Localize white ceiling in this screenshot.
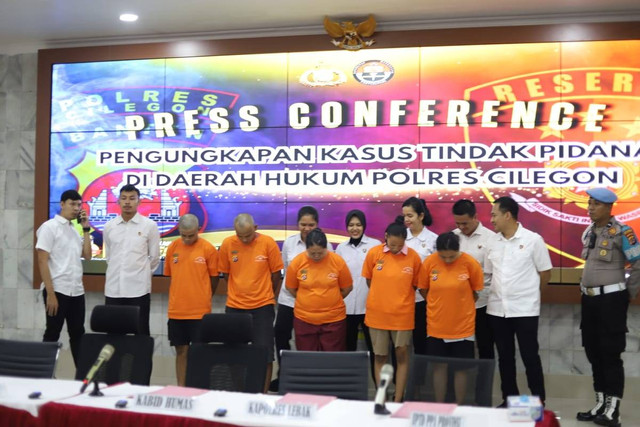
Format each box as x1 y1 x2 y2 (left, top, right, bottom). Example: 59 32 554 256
1 0 640 54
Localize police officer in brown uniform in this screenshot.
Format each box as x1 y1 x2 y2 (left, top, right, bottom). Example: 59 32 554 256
577 188 640 427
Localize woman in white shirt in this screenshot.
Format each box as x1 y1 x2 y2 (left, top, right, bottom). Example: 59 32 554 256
336 210 381 359
402 196 437 355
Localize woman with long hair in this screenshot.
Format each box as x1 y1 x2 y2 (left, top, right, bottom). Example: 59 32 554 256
402 196 437 355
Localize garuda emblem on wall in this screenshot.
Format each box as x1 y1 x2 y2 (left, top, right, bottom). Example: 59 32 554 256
323 15 376 50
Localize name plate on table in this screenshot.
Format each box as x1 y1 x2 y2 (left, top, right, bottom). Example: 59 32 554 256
247 400 317 420
135 394 195 412
410 412 465 427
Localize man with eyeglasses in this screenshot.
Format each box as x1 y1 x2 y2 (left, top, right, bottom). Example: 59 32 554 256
577 188 640 427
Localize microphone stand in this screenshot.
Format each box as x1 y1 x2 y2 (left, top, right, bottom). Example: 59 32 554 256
374 401 391 415
89 378 104 397
86 363 108 397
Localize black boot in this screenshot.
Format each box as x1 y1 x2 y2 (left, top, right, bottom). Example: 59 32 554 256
594 395 621 427
577 391 605 421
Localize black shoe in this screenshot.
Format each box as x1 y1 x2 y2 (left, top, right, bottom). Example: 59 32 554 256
268 378 279 392
593 395 621 427
577 391 605 421
496 401 507 408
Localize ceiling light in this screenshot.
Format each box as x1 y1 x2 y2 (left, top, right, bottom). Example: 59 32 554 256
119 13 138 22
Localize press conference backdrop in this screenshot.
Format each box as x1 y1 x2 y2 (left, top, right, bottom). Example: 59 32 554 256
45 40 640 280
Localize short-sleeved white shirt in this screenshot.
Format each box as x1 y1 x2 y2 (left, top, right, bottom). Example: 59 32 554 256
485 223 552 317
103 212 160 298
336 234 382 315
277 233 333 307
35 215 84 296
453 222 496 308
406 227 437 302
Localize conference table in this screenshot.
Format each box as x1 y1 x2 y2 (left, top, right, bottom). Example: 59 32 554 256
0 376 539 427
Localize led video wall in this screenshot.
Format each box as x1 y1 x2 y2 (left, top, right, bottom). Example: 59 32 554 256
48 40 640 272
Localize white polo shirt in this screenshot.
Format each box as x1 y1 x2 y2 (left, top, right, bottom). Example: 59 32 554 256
277 233 333 307
485 223 552 317
103 212 160 298
335 234 382 315
35 215 85 296
453 222 496 309
406 227 437 302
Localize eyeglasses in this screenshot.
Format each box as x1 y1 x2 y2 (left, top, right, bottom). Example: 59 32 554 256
588 232 597 249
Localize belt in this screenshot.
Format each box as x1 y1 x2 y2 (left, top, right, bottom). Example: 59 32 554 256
581 282 626 296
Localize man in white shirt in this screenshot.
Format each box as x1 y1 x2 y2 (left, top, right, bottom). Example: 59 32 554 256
452 199 496 359
36 189 92 367
485 196 552 406
103 184 160 335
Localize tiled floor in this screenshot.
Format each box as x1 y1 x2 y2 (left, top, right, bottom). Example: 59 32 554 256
57 350 640 426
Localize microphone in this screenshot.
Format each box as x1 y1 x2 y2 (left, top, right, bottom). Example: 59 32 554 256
374 363 394 415
80 344 115 393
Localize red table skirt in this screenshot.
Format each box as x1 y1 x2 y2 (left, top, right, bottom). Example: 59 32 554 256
39 402 236 427
0 404 38 427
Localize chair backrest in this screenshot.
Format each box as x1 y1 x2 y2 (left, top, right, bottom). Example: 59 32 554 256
185 313 267 393
278 350 370 400
405 354 495 407
74 305 154 385
0 339 62 378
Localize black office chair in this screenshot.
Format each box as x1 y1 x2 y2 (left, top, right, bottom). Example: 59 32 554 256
278 350 370 400
185 313 268 393
0 339 62 378
405 354 495 407
75 305 154 385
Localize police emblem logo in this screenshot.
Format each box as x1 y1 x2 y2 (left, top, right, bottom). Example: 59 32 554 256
352 60 394 86
299 67 347 87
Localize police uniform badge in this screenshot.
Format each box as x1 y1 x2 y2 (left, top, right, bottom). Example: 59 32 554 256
231 250 239 262
301 269 308 281
431 269 439 281
621 226 640 262
376 260 384 271
172 253 179 264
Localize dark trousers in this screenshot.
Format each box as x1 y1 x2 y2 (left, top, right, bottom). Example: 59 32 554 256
42 289 85 368
489 314 545 401
581 290 629 398
274 304 294 366
413 300 427 355
346 314 376 381
105 294 151 335
476 306 495 359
